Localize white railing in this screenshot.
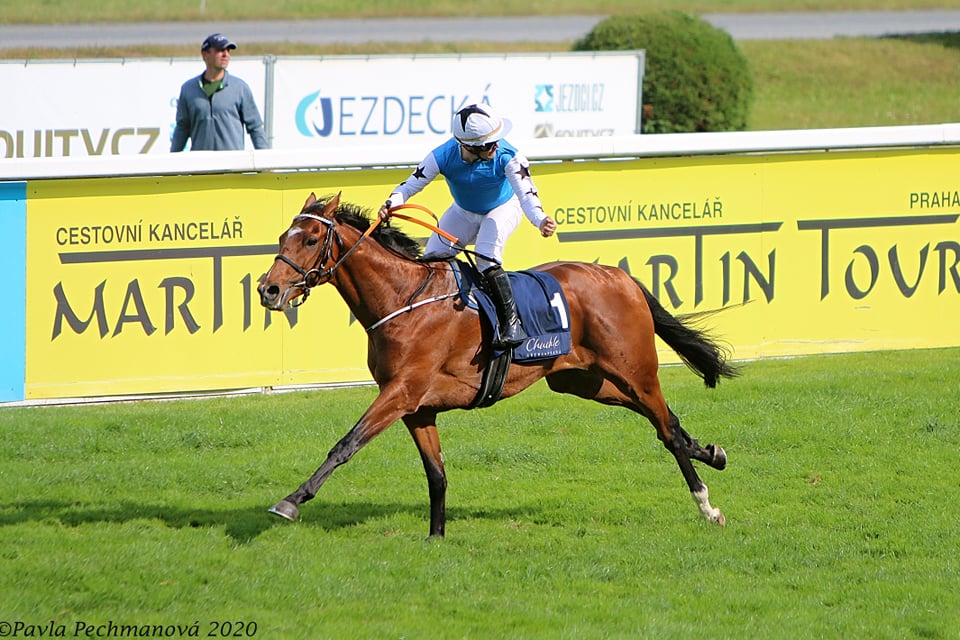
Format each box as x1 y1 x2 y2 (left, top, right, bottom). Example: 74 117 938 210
4 123 959 181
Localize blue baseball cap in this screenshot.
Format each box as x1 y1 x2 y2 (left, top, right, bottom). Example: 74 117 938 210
201 33 237 51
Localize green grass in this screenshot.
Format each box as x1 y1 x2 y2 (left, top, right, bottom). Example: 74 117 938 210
2 348 959 638
743 35 960 129
5 0 960 23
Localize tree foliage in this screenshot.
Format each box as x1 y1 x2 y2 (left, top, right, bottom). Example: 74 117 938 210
574 11 754 133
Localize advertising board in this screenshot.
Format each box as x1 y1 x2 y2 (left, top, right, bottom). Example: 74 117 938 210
0 52 644 159
0 181 26 401
12 146 958 403
0 58 266 158
270 52 643 149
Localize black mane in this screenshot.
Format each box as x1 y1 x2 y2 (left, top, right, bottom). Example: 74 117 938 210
304 196 423 259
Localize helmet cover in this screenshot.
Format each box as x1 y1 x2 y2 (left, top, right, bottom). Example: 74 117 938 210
451 104 512 146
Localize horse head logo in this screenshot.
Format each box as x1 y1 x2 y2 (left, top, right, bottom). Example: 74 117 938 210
295 91 334 137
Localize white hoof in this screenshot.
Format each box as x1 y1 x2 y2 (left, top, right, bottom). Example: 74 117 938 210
692 486 725 526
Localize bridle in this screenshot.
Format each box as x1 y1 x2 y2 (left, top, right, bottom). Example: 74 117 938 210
267 204 476 325
270 212 381 307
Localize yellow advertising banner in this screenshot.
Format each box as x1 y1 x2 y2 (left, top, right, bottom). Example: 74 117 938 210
26 173 405 398
524 149 960 361
24 147 960 400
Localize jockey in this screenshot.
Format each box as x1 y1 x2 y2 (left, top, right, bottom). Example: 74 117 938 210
379 103 557 350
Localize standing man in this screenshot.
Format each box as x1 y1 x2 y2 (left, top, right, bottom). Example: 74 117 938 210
171 33 269 152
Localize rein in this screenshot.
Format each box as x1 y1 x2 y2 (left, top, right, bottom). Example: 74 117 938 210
387 203 497 267
272 204 474 329
388 204 461 246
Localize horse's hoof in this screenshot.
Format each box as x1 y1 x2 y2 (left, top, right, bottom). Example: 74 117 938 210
708 444 727 470
268 500 299 521
693 487 725 526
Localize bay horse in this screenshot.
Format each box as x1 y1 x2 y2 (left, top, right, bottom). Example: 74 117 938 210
258 192 738 537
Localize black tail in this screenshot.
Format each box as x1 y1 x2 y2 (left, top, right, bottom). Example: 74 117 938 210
637 281 739 388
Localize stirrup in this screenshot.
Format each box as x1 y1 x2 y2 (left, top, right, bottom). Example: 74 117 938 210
493 319 526 349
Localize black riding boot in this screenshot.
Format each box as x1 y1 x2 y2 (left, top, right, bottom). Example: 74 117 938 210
483 266 527 350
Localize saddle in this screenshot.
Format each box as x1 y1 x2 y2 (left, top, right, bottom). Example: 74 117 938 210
451 260 572 407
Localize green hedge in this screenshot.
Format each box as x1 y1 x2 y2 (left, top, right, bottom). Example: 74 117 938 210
574 11 754 133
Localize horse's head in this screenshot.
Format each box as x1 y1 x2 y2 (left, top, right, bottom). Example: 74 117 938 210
258 191 343 310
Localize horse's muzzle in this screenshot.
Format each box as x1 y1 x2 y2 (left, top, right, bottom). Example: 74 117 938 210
258 282 286 310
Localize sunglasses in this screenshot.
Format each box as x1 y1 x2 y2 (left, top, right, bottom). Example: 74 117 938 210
463 141 498 153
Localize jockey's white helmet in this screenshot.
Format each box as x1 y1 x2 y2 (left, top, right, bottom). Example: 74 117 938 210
451 104 512 147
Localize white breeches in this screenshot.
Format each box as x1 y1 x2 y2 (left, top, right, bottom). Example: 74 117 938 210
422 196 523 272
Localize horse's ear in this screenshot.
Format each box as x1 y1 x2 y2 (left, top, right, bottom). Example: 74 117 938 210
302 192 317 212
321 191 341 217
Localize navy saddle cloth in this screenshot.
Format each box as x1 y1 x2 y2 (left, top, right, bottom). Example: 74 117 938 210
455 261 572 362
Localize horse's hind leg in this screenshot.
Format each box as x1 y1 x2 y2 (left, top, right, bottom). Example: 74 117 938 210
630 380 724 524
549 371 725 525
660 409 726 525
639 389 725 525
546 372 725 471
671 409 727 471
403 410 447 538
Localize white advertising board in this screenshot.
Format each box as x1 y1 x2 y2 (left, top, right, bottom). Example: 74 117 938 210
0 58 266 158
0 52 642 159
270 52 643 149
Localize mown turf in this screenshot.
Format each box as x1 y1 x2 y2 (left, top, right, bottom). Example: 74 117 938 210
2 348 958 638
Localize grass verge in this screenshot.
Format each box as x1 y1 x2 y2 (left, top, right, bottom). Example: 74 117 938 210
1 348 958 637
5 0 960 23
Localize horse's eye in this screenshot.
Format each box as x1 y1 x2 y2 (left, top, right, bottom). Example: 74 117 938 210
305 236 318 247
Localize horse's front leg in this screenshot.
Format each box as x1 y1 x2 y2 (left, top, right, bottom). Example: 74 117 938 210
269 393 407 522
403 410 446 538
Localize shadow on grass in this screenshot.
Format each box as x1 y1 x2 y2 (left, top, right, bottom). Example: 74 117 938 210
0 499 541 543
881 31 960 49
